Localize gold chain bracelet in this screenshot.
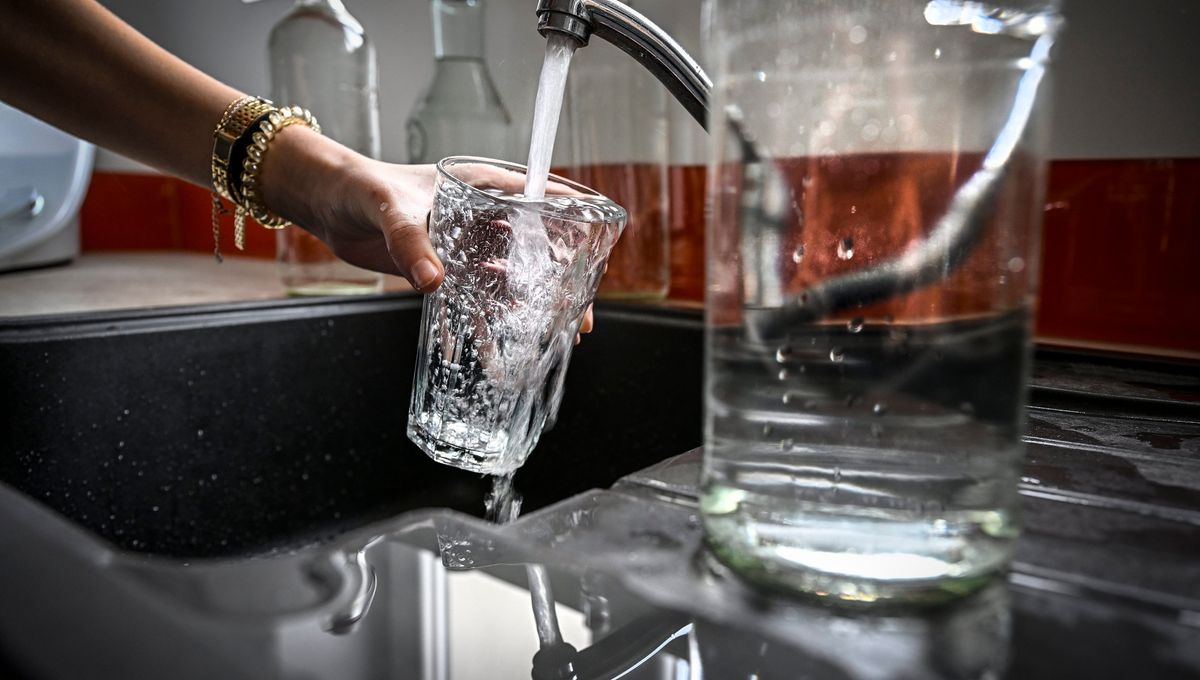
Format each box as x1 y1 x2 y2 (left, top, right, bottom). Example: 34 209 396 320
209 97 321 259
235 106 321 248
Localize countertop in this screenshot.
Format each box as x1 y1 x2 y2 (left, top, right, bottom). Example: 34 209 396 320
0 252 410 317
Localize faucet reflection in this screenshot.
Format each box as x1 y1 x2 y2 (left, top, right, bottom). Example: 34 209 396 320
427 488 1009 680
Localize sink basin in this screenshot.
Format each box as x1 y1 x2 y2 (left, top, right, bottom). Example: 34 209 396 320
3 296 1199 680
0 296 703 558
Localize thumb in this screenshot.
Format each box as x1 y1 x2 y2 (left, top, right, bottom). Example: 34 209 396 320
381 206 444 293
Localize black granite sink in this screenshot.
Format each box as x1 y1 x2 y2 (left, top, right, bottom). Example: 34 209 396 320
0 296 703 558
3 296 1199 680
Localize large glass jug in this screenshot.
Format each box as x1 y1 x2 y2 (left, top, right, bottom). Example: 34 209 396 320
700 0 1062 604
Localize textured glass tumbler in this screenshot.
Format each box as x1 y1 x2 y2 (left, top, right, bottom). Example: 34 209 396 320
408 157 626 475
701 0 1061 604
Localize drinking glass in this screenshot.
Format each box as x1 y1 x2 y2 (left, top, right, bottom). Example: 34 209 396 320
408 157 626 475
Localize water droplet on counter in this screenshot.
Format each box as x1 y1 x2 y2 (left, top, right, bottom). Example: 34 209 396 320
837 238 855 260
777 369 789 381
829 348 845 362
774 346 794 363
779 438 795 451
848 317 864 333
791 245 806 264
848 25 867 44
873 403 888 415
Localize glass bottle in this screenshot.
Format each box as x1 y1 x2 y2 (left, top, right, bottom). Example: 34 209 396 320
268 0 384 296
405 0 512 163
562 2 670 301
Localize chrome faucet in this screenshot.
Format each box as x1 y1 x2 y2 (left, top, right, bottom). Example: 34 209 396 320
535 0 710 130
533 0 1055 335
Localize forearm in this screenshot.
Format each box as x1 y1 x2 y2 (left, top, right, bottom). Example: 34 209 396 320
0 0 241 187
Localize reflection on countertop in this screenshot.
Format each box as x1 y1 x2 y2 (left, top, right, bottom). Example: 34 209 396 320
0 252 412 317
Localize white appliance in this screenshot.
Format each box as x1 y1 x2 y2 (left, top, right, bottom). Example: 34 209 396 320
0 101 94 272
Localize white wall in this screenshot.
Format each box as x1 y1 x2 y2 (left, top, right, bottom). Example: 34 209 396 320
1049 0 1200 158
96 0 1200 171
97 0 549 169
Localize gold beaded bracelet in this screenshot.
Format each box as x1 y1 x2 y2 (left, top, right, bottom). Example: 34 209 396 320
236 106 321 246
209 97 321 259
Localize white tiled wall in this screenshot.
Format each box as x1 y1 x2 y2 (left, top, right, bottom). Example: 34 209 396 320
97 0 1200 172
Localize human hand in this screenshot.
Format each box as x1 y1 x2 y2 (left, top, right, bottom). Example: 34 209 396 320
258 127 598 340
257 127 447 292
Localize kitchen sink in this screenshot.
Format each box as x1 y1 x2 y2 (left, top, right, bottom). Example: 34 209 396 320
2 295 1199 680
0 296 703 558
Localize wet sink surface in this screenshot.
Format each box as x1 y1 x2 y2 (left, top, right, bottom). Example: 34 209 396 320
0 296 703 557
1 299 1199 680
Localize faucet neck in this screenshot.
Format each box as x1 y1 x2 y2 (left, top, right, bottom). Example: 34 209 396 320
535 0 711 129
433 0 486 61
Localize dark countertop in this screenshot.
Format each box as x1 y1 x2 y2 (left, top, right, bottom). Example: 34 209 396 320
0 299 1197 679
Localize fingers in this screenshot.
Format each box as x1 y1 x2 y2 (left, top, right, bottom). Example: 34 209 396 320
580 304 594 334
575 304 595 346
453 162 527 195
380 204 443 293
449 160 585 198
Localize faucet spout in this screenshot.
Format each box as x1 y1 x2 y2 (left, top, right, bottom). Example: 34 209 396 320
536 0 711 129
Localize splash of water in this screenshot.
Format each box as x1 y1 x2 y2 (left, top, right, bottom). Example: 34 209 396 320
485 473 523 525
482 475 564 649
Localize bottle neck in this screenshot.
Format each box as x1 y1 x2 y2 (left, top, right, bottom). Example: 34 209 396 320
289 0 362 33
432 0 485 61
295 0 347 10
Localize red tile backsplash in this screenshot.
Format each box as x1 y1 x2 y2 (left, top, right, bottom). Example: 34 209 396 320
81 173 276 259
1037 158 1199 355
81 158 1199 355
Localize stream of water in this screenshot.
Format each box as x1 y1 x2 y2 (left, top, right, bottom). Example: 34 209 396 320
523 34 576 200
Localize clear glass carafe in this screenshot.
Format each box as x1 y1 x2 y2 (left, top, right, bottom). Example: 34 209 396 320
268 0 384 296
561 2 670 301
405 0 512 163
